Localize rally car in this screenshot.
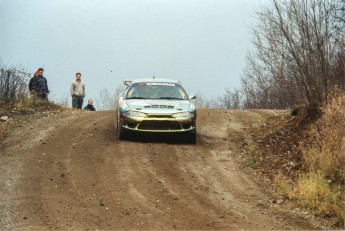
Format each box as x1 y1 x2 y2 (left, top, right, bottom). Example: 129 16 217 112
115 78 196 143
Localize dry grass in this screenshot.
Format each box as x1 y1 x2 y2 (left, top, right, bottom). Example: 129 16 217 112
246 142 258 168
0 122 8 141
297 91 345 226
293 172 344 225
301 92 345 182
0 99 66 144
239 91 345 227
273 173 293 198
1 97 65 112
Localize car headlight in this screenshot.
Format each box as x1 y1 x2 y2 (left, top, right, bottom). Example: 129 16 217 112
123 111 147 118
172 112 195 118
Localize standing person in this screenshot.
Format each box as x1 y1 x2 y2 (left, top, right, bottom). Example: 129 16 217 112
28 70 39 97
83 99 96 111
35 68 49 100
70 72 85 109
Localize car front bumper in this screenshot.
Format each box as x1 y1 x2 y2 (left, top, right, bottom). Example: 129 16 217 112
119 116 196 133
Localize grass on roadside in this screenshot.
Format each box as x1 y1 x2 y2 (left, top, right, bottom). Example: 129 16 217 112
0 98 66 143
253 91 345 227
300 92 345 182
292 91 345 227
292 172 344 222
1 97 66 113
273 173 293 198
245 141 258 168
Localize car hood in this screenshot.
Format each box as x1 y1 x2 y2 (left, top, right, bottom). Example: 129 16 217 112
124 99 193 114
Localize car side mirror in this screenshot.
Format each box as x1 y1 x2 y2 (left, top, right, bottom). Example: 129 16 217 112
123 80 132 86
189 95 196 99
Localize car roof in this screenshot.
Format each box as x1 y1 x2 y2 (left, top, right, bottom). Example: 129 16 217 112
131 78 181 84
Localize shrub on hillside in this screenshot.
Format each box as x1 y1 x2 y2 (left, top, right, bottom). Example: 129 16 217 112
0 65 30 108
297 91 345 227
293 172 343 221
301 92 345 182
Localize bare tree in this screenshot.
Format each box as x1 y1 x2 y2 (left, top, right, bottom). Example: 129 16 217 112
331 0 345 26
98 84 126 110
242 0 345 111
219 88 242 109
194 92 225 109
0 62 31 108
205 96 222 109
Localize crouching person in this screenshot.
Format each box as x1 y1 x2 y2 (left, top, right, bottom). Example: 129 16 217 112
83 99 96 111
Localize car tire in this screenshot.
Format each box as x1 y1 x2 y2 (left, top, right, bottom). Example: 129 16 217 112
186 131 196 144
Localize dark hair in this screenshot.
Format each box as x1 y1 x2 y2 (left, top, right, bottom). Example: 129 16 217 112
76 72 81 76
38 68 44 72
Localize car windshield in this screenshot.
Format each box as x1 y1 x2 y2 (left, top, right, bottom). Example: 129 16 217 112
126 82 188 100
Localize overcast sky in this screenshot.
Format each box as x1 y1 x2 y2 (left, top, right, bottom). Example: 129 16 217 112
1 0 269 107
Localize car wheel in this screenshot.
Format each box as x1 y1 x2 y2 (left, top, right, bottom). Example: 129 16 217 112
186 131 196 144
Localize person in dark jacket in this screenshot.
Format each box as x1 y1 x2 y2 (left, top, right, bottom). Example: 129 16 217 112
83 99 96 111
28 70 38 94
35 68 49 100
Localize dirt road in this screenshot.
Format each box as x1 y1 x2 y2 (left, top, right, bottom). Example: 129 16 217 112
0 109 321 229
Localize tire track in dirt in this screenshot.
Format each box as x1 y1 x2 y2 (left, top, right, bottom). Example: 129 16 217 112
0 109 321 229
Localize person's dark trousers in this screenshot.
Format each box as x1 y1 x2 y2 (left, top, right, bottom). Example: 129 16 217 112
72 95 84 109
37 94 48 101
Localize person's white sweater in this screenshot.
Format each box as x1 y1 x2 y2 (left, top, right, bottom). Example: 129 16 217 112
70 80 85 97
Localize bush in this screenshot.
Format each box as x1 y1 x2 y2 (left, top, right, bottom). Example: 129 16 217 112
0 65 30 108
293 172 344 225
295 91 345 227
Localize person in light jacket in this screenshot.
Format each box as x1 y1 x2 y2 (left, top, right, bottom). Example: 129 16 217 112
70 72 85 109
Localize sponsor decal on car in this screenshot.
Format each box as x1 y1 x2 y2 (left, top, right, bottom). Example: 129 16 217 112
145 82 176 86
